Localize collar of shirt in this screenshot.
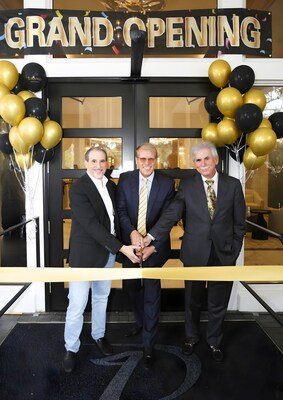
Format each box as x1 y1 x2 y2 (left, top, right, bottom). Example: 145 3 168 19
139 171 155 194
87 171 108 190
201 171 218 196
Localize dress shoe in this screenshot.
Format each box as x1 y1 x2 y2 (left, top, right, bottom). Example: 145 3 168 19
63 350 76 373
95 337 113 356
210 345 224 362
143 348 154 370
182 339 197 356
124 325 142 337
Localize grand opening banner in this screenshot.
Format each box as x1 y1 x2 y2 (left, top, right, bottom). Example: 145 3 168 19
0 8 272 57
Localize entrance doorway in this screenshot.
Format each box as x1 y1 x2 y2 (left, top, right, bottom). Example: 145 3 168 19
46 77 217 311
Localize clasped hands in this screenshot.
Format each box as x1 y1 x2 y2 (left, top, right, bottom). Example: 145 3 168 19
130 230 154 263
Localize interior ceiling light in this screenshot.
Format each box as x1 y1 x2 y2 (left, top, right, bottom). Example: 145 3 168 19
99 0 167 13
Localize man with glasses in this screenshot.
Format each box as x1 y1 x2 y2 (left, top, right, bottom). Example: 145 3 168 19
117 142 175 369
144 141 246 362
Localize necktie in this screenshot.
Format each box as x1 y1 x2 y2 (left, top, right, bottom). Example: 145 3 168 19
137 177 148 236
206 180 216 219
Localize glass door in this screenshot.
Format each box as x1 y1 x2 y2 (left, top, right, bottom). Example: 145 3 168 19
46 77 215 311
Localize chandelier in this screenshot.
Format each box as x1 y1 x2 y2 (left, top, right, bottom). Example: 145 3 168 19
99 0 167 13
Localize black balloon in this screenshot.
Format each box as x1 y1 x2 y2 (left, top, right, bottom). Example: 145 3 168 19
269 112 283 139
21 62 47 92
0 133 13 155
204 91 223 118
11 73 27 94
235 103 263 133
34 142 55 163
25 97 47 122
229 65 255 94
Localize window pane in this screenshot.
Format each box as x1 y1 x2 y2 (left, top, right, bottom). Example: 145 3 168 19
62 137 122 170
150 97 208 128
62 97 122 128
150 137 202 169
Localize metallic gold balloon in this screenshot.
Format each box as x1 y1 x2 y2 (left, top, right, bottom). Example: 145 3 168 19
243 147 267 170
0 83 10 101
243 88 266 111
258 117 272 129
15 151 34 170
249 127 277 156
0 93 25 126
201 122 224 147
217 118 241 145
9 125 30 154
208 60 231 88
18 116 44 147
41 120 63 149
216 87 243 118
17 90 35 102
0 60 19 90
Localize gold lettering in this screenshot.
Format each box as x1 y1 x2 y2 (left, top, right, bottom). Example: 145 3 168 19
92 17 113 47
147 18 165 48
218 15 239 47
46 17 68 47
241 17 260 48
69 17 91 47
166 17 183 48
185 16 208 47
208 16 216 46
5 17 25 49
123 17 146 47
26 16 46 47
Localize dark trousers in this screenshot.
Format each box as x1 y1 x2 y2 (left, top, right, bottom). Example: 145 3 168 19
124 277 161 349
184 245 233 347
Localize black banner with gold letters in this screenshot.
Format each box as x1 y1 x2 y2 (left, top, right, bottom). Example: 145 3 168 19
0 8 272 57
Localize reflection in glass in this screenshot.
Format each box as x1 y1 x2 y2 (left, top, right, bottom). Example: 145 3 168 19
63 219 71 249
149 97 208 128
62 97 122 128
150 137 202 169
62 138 122 169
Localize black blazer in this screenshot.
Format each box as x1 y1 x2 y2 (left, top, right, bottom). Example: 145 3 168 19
117 170 175 267
150 172 246 266
68 173 123 268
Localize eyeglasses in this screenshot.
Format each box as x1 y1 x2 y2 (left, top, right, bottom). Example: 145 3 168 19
137 157 156 163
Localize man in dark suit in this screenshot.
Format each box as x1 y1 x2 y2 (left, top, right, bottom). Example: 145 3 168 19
117 142 175 369
145 141 246 362
63 146 140 373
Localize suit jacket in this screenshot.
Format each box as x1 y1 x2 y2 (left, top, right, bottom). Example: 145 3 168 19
117 170 175 267
149 172 246 266
68 173 123 268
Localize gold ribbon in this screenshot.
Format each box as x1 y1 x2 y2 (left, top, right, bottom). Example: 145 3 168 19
0 266 283 283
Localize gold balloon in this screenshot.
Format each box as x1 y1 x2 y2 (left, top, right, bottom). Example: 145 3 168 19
249 127 277 156
0 93 25 126
18 117 44 146
217 118 241 145
243 88 266 111
9 125 30 154
41 120 63 149
208 60 231 88
0 60 19 90
258 117 272 129
0 83 10 101
216 87 243 118
243 147 267 170
15 151 34 170
17 90 35 102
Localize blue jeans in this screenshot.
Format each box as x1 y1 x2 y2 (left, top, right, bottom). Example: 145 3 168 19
64 253 115 353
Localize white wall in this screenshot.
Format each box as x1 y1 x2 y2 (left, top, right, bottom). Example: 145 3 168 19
2 0 283 313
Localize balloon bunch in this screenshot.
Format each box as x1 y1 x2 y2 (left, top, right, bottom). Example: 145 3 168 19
202 59 282 172
0 60 62 170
